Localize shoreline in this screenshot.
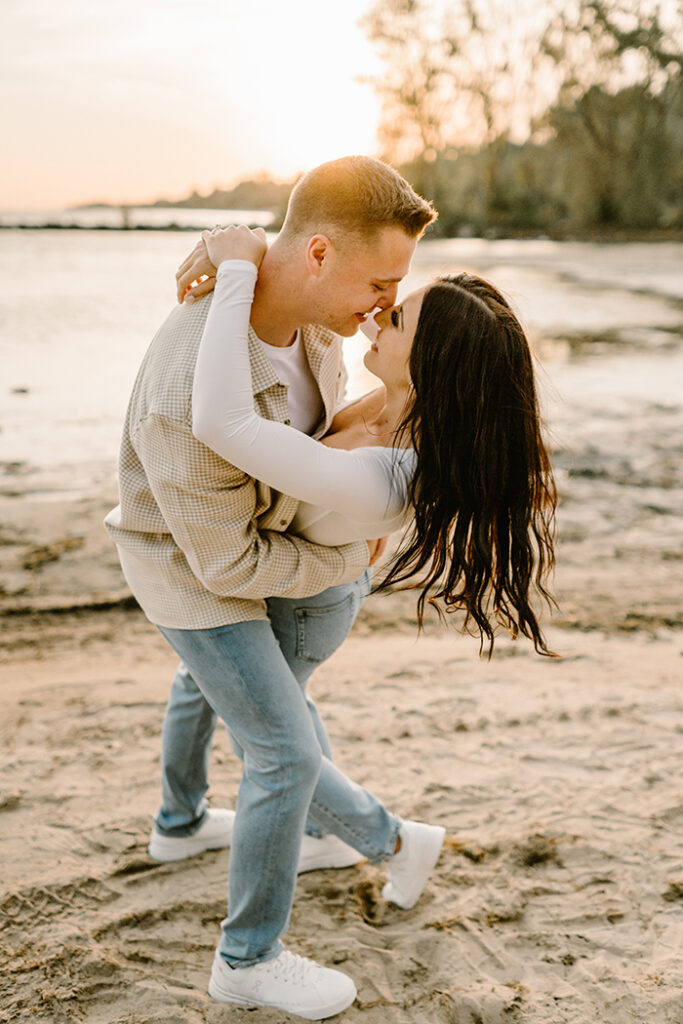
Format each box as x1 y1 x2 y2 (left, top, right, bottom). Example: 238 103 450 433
3 222 683 243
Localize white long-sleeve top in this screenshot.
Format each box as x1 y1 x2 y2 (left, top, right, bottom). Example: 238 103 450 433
192 260 415 545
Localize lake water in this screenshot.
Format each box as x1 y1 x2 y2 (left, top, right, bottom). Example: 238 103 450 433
0 207 275 230
1 228 682 505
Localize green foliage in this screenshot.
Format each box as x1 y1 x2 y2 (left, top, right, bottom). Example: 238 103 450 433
363 0 683 234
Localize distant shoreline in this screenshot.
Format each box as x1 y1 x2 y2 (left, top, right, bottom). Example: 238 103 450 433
1 222 212 233
2 221 683 243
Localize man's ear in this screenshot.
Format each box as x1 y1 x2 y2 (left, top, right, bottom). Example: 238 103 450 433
305 235 332 278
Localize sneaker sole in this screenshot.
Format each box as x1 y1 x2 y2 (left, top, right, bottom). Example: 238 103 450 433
382 825 446 909
298 850 365 874
147 831 232 862
208 973 356 1020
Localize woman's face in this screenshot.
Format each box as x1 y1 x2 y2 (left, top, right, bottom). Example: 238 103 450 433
362 285 428 391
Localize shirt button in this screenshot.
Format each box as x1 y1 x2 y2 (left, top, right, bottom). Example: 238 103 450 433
284 418 291 426
280 519 287 526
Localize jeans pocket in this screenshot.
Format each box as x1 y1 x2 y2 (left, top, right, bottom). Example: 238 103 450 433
294 593 357 663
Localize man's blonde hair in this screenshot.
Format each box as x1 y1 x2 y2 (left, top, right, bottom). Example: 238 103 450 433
280 156 436 246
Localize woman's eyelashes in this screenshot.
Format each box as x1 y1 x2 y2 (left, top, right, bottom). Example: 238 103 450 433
390 308 401 327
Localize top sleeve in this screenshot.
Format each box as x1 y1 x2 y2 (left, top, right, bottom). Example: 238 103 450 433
192 260 407 525
131 412 370 599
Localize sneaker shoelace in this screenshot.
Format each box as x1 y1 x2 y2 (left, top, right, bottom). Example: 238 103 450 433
265 950 316 986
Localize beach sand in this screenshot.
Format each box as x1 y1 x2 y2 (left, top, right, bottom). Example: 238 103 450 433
1 472 683 1024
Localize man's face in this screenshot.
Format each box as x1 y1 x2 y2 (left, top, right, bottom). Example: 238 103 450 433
307 226 417 337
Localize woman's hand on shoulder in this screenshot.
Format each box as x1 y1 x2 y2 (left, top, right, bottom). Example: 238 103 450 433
202 225 268 271
176 225 268 305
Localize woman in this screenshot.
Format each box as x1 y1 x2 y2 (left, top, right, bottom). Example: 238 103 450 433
189 225 557 657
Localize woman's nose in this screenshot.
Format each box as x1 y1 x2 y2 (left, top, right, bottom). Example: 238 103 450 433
374 305 394 329
360 312 380 341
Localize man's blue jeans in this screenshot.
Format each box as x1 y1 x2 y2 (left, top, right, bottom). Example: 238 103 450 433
155 573 401 966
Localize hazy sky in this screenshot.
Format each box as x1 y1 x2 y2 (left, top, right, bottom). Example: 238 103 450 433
1 0 384 210
4 0 677 211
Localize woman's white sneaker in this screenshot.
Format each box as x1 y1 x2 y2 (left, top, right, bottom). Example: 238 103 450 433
147 808 235 862
381 820 446 909
208 947 357 1020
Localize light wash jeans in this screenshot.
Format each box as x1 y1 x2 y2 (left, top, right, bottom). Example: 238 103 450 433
155 571 401 966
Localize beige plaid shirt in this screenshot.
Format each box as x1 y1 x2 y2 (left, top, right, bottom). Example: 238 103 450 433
104 295 369 628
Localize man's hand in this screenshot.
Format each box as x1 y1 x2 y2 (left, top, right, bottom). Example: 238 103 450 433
175 226 268 305
366 536 389 566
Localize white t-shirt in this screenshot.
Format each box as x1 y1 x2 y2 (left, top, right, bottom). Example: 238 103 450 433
258 331 324 437
192 260 415 544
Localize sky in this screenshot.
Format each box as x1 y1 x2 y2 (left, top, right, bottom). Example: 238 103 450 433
3 0 678 212
1 0 385 210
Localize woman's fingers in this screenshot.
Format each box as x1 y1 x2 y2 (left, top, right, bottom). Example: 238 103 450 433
175 238 205 277
182 275 216 303
176 259 216 302
175 239 216 302
203 224 268 269
174 225 267 303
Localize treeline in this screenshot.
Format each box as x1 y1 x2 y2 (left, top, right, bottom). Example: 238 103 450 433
363 0 683 236
153 176 293 214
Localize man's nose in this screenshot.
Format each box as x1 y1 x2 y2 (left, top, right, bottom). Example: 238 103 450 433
375 284 398 309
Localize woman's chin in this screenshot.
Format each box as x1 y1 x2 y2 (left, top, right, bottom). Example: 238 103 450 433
362 350 381 377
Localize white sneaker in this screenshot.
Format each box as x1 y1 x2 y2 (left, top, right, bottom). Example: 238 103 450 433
147 808 235 862
381 820 446 909
208 947 357 1020
298 833 364 874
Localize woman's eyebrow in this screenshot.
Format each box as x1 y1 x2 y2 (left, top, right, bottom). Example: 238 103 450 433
399 305 404 330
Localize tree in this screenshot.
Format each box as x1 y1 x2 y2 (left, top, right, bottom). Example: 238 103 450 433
541 0 682 100
539 0 683 228
362 0 683 233
361 0 558 213
360 0 456 200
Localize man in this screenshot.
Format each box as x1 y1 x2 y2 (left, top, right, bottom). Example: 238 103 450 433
105 156 439 1020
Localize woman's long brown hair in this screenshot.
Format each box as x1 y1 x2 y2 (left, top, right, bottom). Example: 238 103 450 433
378 273 557 656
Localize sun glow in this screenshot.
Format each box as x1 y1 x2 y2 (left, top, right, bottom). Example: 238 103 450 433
1 0 383 210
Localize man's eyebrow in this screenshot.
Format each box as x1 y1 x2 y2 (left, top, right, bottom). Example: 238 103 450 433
373 277 403 285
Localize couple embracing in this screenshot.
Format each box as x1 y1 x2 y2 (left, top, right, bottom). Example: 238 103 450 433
106 155 555 1020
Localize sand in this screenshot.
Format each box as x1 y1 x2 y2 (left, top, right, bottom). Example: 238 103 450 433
2 474 683 1023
